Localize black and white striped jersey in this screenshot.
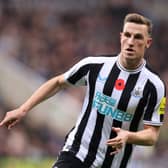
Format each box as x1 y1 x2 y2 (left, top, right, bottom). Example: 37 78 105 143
62 55 166 168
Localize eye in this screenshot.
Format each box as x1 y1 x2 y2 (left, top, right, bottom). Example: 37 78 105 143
123 32 131 38
134 34 144 40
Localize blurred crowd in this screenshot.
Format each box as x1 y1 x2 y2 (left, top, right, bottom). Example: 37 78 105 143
0 1 168 161
0 100 63 158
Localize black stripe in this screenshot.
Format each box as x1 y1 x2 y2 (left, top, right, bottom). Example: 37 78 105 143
83 112 105 166
144 80 157 121
118 72 140 111
84 63 121 167
67 64 92 85
117 72 142 168
130 80 151 131
120 76 166 167
160 81 166 122
119 88 148 168
101 63 122 168
64 126 75 145
103 73 140 168
105 73 140 168
163 82 167 98
146 64 166 122
103 63 120 96
160 80 166 122
70 63 103 154
101 120 121 168
119 144 133 168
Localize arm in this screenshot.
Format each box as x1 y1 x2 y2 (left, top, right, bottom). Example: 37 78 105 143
0 74 68 129
126 124 160 145
19 74 68 112
107 125 160 155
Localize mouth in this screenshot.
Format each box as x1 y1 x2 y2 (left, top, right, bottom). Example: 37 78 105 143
125 48 135 54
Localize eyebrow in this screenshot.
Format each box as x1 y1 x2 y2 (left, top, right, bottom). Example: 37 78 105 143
123 31 144 39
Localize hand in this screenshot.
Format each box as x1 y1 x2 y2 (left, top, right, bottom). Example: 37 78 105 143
106 127 129 155
0 109 26 130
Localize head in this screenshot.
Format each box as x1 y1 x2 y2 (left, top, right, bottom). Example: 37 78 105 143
120 13 153 69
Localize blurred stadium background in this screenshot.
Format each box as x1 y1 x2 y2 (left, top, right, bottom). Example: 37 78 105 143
0 0 168 167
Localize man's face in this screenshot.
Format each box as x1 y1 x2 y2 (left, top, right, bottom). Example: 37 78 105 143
120 22 152 63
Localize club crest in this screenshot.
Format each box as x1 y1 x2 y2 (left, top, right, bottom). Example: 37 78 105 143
131 86 143 98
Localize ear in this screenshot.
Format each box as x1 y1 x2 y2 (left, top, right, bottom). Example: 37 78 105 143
146 37 152 48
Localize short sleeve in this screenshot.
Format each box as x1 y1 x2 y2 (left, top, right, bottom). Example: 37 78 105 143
63 57 93 86
143 80 166 126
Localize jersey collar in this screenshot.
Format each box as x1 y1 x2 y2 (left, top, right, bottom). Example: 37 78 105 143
116 55 146 73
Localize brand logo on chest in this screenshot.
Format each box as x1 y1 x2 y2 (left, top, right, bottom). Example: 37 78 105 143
131 86 143 98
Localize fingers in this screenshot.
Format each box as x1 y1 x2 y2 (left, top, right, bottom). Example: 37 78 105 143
108 142 123 150
110 147 120 155
0 110 21 129
7 119 19 130
108 143 123 155
107 138 122 149
112 127 121 133
107 137 122 144
107 137 123 155
0 118 8 127
0 116 18 130
1 120 11 129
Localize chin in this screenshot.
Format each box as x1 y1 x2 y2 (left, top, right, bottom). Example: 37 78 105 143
124 53 135 59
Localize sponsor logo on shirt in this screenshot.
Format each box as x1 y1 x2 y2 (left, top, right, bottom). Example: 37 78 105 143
158 97 166 115
97 74 108 84
92 91 133 122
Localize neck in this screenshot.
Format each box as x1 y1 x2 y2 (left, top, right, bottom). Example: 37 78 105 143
119 55 144 70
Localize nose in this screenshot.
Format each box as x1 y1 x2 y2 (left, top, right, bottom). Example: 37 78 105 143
127 36 134 46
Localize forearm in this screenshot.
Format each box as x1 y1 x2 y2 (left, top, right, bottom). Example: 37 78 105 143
127 126 160 146
19 75 66 113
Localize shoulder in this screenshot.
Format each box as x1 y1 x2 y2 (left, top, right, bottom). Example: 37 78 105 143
144 64 166 91
80 54 118 64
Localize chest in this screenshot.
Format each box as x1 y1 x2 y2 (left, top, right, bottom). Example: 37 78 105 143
93 66 147 115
